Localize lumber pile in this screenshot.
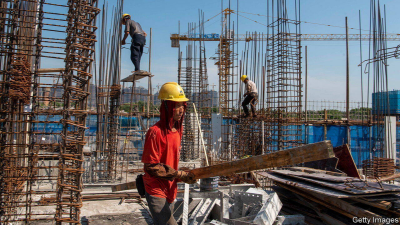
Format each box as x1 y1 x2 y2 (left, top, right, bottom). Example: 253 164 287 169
257 168 400 225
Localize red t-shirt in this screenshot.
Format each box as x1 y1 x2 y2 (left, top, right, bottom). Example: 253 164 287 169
141 121 181 203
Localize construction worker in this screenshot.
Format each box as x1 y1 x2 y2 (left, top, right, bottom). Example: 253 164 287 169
241 75 258 118
141 82 197 225
121 13 147 72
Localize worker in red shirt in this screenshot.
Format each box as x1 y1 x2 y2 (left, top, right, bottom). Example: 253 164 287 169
141 82 197 225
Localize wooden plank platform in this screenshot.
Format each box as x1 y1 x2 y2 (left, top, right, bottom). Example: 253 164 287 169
121 71 153 82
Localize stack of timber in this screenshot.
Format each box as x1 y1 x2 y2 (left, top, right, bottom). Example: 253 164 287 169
257 168 400 225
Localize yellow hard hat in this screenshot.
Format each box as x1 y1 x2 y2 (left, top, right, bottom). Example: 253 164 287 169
122 13 130 20
241 75 248 82
158 82 189 102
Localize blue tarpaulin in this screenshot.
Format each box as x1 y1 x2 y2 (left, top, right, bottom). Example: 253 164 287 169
32 116 399 167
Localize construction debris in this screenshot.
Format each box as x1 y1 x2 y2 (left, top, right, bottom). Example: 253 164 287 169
258 168 400 224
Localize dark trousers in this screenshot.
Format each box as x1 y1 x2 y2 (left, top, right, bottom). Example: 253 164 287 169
131 33 146 71
145 193 177 225
242 93 258 116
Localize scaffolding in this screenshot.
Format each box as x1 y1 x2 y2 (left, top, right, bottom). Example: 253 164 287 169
215 8 237 161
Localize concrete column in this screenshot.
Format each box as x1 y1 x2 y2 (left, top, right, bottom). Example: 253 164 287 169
384 116 397 163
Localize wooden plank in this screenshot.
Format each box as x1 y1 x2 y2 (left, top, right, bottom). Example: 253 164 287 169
111 181 136 192
352 198 392 210
258 172 352 198
270 170 400 194
380 173 400 181
257 172 399 198
288 166 346 177
303 157 339 173
333 144 361 178
292 192 350 225
37 68 64 73
279 169 348 182
362 194 400 202
279 183 383 225
190 141 335 179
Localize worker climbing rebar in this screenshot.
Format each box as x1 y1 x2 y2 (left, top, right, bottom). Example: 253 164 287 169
241 75 258 118
121 13 147 72
141 82 197 225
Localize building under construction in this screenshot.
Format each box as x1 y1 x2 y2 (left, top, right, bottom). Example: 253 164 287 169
1 0 400 224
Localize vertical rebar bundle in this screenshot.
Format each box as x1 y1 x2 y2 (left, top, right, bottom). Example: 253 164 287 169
179 13 213 162
180 24 196 161
266 0 302 151
197 15 213 162
55 0 99 223
93 1 123 183
0 0 44 223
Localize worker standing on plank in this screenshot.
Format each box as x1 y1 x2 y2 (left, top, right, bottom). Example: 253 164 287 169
241 75 258 118
121 13 147 72
141 82 197 225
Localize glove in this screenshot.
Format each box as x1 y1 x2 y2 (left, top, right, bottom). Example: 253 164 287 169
176 171 197 184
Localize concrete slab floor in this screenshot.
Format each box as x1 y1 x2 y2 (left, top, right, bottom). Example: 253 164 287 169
30 201 152 225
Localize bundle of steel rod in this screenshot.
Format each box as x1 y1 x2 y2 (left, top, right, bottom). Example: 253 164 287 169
178 12 213 162
236 119 269 157
179 23 197 161
197 11 213 164
363 157 395 179
90 1 123 183
358 0 394 159
265 0 303 152
1 0 101 223
0 0 70 223
55 0 100 223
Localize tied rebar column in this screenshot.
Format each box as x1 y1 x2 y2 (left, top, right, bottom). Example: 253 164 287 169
0 0 45 223
55 0 99 223
266 0 302 152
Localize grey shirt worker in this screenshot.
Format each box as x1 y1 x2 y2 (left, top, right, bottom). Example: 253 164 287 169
242 79 258 117
124 19 146 71
125 19 145 38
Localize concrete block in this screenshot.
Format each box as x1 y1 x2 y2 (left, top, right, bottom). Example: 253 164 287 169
220 191 230 220
229 184 255 196
253 192 282 225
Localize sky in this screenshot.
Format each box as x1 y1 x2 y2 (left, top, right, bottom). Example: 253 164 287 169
42 0 400 105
